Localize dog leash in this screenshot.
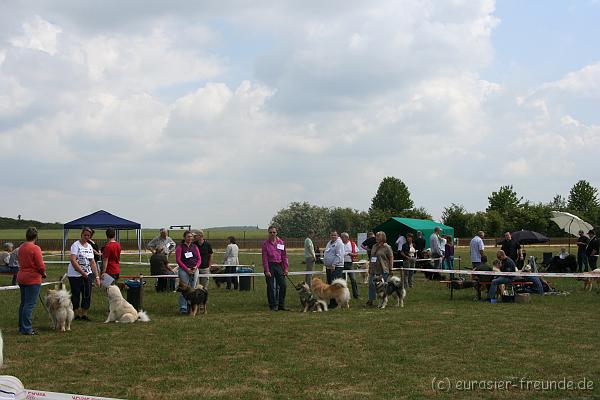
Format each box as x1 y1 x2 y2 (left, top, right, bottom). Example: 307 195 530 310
285 274 301 290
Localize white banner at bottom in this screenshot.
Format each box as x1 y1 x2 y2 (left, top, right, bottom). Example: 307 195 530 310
0 375 122 400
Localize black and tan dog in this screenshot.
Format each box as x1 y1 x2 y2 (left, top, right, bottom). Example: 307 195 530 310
176 282 208 316
295 282 328 312
373 275 406 309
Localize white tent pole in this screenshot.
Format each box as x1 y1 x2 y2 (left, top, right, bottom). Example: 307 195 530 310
137 228 142 263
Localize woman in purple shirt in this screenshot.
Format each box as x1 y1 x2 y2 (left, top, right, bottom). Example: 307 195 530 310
443 235 455 271
175 230 201 314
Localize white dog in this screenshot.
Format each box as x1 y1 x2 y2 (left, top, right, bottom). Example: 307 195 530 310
105 286 150 323
45 286 75 332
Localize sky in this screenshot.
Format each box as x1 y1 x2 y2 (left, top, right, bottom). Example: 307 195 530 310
1 0 599 228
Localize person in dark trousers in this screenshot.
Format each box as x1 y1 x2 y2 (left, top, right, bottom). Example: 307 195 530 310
576 230 590 272
586 229 599 270
414 231 426 259
150 247 174 292
261 226 288 311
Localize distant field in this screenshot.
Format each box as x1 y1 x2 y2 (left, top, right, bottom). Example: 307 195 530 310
0 228 268 241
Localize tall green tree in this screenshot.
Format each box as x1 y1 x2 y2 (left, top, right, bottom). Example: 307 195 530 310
487 185 522 218
568 180 599 216
547 194 568 211
270 202 329 237
441 203 470 237
370 177 414 214
399 206 431 220
327 208 370 236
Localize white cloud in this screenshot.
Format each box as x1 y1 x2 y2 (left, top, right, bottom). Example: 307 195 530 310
10 15 62 55
0 1 598 227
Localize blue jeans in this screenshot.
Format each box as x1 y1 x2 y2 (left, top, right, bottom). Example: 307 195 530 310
178 268 199 312
19 284 41 333
326 266 344 283
368 272 389 301
443 256 454 270
265 263 287 309
403 258 416 288
488 277 513 300
524 276 544 294
344 262 359 298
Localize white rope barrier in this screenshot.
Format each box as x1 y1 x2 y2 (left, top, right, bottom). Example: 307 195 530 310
0 280 62 292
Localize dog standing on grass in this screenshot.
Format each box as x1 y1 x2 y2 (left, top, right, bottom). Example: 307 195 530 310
295 282 328 312
105 286 150 323
311 277 350 308
45 283 75 332
177 282 208 316
374 275 406 309
583 269 600 291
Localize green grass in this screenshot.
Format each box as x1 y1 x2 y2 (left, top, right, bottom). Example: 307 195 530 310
1 247 598 399
0 228 268 241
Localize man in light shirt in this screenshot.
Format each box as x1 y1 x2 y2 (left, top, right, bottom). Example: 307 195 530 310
323 231 345 308
341 232 359 299
470 231 485 268
304 229 316 286
429 227 443 269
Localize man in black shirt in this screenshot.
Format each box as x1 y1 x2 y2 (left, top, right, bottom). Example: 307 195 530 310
414 231 426 259
586 229 599 270
487 250 516 303
361 232 376 258
193 230 213 289
576 230 590 272
499 232 522 266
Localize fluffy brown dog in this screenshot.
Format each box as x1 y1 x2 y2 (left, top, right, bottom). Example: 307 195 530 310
311 277 350 308
177 282 208 316
45 286 74 332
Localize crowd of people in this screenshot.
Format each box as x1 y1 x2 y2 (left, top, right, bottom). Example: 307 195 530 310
4 224 599 333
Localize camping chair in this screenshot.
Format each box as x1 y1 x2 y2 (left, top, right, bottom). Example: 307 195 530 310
541 252 553 270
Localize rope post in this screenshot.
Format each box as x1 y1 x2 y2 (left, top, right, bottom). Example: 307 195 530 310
252 263 255 291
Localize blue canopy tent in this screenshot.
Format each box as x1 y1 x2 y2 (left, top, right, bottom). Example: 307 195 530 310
62 210 142 261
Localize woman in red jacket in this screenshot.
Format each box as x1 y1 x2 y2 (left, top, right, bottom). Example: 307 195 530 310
16 227 46 335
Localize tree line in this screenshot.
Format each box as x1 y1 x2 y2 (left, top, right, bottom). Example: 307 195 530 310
270 177 599 238
0 216 62 230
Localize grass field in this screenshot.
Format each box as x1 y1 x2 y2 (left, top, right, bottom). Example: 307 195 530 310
0 246 598 399
0 228 268 241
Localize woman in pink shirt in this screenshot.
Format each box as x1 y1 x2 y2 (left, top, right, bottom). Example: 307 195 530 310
175 230 201 314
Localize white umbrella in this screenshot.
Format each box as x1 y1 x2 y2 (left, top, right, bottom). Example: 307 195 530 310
550 211 593 237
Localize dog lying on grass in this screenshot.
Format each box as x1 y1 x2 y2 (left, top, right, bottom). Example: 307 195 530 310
295 282 328 312
373 275 406 309
45 284 75 332
105 286 150 323
311 277 350 309
177 282 208 316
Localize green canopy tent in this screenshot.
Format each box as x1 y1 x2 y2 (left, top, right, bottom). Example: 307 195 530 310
372 217 455 249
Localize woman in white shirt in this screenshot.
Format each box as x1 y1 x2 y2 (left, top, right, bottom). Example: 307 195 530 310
67 227 100 321
224 236 240 290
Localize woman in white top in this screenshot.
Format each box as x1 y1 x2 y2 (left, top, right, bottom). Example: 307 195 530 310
224 236 240 290
67 227 100 321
